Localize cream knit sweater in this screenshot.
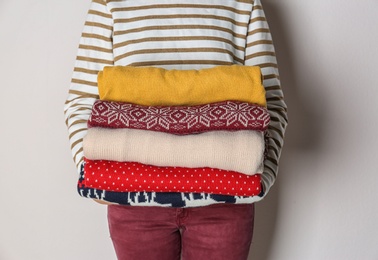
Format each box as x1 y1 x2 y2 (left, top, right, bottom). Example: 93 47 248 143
83 128 265 175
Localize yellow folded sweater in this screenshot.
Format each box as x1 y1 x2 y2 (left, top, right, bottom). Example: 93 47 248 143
98 65 266 107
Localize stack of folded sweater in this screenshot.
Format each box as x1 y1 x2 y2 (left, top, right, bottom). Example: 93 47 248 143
78 65 270 206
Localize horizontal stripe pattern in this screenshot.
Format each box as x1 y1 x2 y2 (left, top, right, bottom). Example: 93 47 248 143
244 3 288 193
64 0 287 197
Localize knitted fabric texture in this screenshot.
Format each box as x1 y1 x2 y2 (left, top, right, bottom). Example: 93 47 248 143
83 158 262 196
88 100 270 134
78 164 264 208
83 128 265 175
98 65 266 107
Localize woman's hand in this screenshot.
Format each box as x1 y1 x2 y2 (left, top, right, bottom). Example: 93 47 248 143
93 199 114 205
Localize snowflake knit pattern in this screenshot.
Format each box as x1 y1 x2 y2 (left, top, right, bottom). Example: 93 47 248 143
88 100 270 134
83 158 262 196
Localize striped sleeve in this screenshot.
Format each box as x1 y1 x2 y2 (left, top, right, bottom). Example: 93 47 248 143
64 0 114 173
244 0 288 194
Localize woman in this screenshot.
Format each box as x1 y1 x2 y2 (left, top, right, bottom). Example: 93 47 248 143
64 0 288 259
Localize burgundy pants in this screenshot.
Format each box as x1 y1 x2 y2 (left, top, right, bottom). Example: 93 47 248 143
108 203 254 260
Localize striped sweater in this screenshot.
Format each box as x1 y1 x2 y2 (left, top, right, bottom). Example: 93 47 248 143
64 0 288 198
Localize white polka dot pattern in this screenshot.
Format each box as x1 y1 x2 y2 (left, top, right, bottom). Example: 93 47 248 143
83 159 262 196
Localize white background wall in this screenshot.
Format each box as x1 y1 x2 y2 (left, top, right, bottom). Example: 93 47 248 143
0 0 377 259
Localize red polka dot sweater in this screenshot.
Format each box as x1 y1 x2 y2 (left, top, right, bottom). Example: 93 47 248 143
83 159 261 196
